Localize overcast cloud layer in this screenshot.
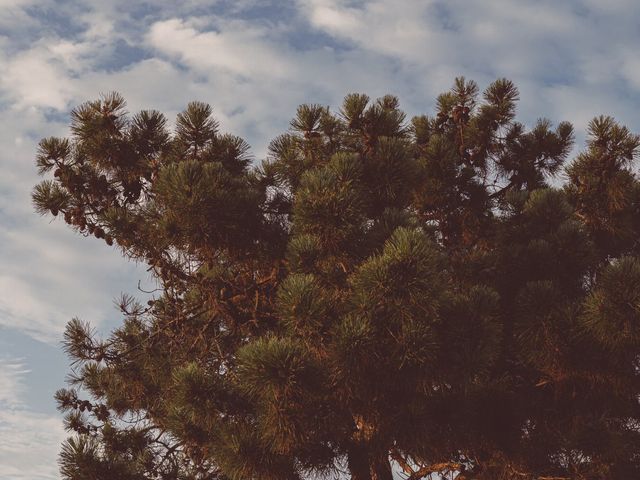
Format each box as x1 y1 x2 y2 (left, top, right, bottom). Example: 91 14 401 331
1 1 640 478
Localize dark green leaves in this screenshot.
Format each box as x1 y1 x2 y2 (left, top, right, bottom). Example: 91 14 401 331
290 104 327 135
483 78 518 121
237 336 320 400
293 153 367 251
341 93 370 129
129 110 169 157
582 257 640 349
154 159 262 251
32 179 71 216
276 273 333 336
70 92 128 143
439 286 501 380
36 137 71 173
351 227 445 310
586 115 640 163
236 337 325 456
175 101 218 156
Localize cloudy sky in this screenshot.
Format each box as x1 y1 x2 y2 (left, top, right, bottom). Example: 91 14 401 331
1 0 640 478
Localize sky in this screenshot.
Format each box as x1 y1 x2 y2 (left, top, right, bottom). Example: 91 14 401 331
1 0 640 478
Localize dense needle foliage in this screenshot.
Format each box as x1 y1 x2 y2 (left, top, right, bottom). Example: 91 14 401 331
33 78 640 480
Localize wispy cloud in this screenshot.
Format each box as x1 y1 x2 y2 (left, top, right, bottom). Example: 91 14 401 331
0 356 66 479
0 357 28 407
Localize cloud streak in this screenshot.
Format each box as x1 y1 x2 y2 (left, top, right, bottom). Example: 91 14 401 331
0 356 66 479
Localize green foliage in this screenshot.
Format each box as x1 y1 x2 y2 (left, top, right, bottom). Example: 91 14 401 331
439 285 501 381
175 101 219 157
582 257 640 349
237 336 320 400
34 79 640 480
32 179 71 216
276 273 334 337
351 227 444 311
36 136 72 173
293 153 367 251
565 115 640 258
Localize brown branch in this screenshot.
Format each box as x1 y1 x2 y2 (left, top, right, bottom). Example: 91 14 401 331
487 179 516 199
389 448 415 476
407 462 462 480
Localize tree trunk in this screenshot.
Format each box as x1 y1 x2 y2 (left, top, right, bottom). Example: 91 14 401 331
370 452 393 480
347 444 393 480
348 443 371 480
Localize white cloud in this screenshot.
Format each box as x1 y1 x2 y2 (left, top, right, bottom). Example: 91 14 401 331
297 0 582 79
0 211 150 343
305 1 360 32
0 45 75 110
0 357 28 407
0 0 47 29
147 17 293 78
0 356 66 480
299 0 447 63
0 410 65 480
579 0 640 13
0 32 108 110
0 275 70 343
619 48 640 91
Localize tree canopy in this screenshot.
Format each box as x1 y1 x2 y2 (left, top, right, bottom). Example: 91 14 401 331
33 78 640 480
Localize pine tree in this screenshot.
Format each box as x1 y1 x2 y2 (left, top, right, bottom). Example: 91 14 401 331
33 79 640 480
